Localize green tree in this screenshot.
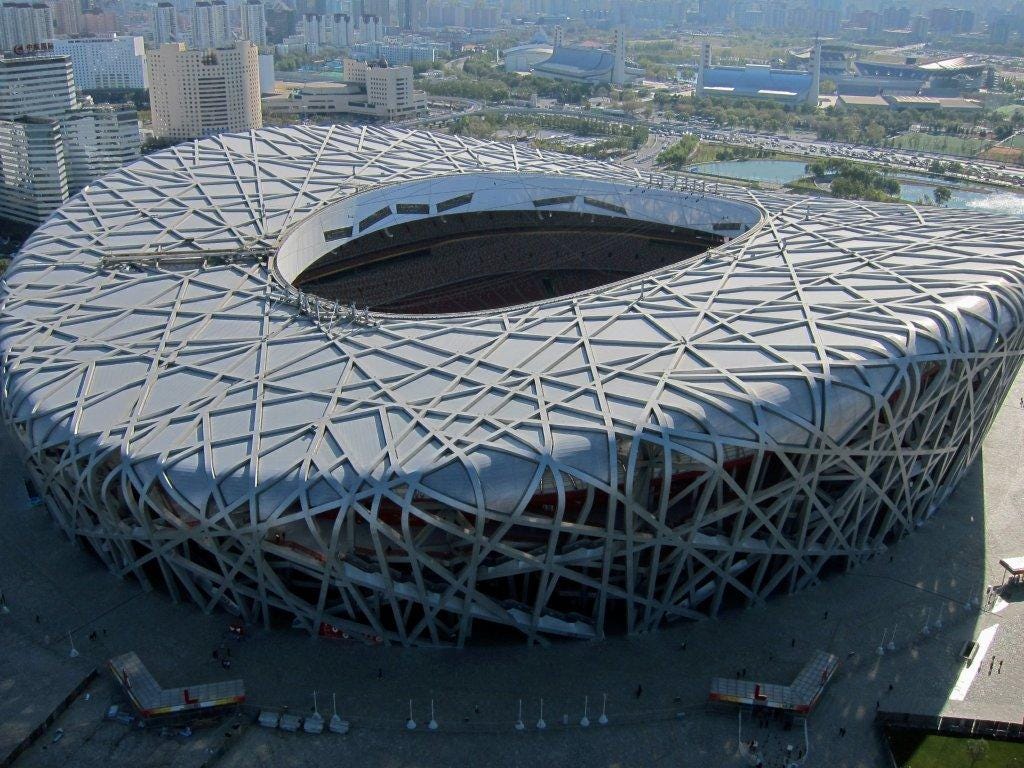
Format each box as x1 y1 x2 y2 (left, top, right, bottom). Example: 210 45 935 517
656 135 699 168
933 186 952 206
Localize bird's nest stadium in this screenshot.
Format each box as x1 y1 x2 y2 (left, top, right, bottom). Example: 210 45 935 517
3 125 1024 647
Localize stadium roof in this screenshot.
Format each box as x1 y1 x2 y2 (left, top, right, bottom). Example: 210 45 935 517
3 124 1024 529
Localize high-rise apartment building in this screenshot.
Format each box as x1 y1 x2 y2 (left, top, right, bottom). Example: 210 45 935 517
49 0 79 36
361 0 390 24
191 0 230 49
51 36 148 91
0 54 140 224
239 0 266 46
154 2 179 45
301 12 351 53
79 8 117 35
148 41 261 140
0 2 53 53
399 0 421 30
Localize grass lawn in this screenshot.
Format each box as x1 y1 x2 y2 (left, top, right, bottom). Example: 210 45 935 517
1002 133 1024 149
889 132 991 157
888 731 1024 767
994 104 1024 118
685 142 808 165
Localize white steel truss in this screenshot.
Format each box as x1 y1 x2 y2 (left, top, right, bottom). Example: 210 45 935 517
2 125 1024 646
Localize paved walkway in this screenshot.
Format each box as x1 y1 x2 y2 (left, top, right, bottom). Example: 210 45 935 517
2 367 1024 767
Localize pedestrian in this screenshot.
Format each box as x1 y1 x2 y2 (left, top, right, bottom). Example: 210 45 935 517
377 667 383 680
888 683 893 692
790 638 795 647
875 700 880 710
34 614 40 624
823 610 828 620
635 684 643 699
998 660 1003 673
741 668 747 677
680 641 686 651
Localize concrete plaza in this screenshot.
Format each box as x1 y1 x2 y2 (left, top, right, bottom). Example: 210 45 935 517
2 368 1023 767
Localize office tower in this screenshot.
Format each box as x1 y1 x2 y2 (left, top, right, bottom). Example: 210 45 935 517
0 54 140 224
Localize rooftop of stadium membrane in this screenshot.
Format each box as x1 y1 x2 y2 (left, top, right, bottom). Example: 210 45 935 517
3 124 1024 645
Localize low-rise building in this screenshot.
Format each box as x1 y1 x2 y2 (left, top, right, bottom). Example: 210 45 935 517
263 58 426 122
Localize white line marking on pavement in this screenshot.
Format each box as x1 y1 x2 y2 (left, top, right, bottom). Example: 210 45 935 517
992 598 1009 614
949 624 1000 701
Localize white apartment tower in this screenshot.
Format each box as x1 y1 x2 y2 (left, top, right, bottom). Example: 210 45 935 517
0 2 54 53
51 36 148 91
154 2 179 45
148 41 261 140
191 0 230 49
240 0 266 47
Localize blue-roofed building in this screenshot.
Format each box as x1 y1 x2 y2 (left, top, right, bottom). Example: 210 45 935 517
699 65 813 102
530 27 643 85
696 40 820 106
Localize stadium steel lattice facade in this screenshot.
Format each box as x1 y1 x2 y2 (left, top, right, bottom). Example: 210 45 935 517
2 125 1024 646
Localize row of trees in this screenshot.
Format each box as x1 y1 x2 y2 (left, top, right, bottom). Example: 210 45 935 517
425 57 599 105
